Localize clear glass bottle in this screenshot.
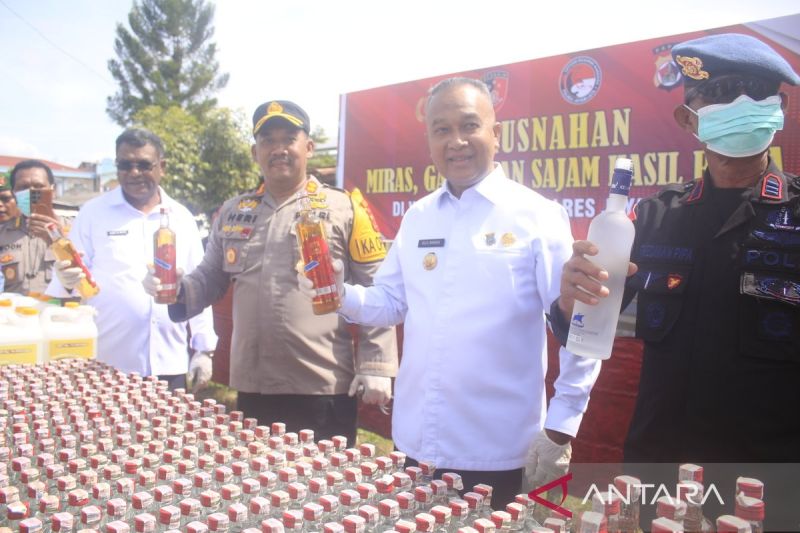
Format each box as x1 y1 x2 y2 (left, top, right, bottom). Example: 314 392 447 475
301 502 324 533
677 481 713 533
430 505 452 533
377 498 400 531
612 475 641 533
248 496 271 528
227 502 249 533
655 495 686 530
734 494 764 533
566 157 635 359
715 515 751 533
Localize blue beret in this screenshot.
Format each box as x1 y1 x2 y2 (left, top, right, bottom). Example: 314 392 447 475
672 33 800 87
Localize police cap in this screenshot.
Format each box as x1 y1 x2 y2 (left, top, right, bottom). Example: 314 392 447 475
672 33 800 89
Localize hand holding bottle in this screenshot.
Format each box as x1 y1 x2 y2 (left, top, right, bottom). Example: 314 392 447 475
558 241 639 321
297 258 344 303
142 264 184 299
55 259 85 291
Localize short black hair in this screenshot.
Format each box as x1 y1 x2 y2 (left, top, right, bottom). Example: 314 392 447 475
426 77 492 109
115 128 165 158
9 159 55 189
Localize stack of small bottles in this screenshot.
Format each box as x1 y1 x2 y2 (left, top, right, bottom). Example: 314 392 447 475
565 464 767 533
0 359 549 533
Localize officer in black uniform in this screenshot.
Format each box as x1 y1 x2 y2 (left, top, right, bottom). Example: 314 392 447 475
552 33 800 530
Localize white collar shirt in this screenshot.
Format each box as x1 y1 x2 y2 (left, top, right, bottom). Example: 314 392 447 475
341 165 600 470
47 187 217 376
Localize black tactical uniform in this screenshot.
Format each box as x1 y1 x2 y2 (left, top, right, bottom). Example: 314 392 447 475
624 161 800 463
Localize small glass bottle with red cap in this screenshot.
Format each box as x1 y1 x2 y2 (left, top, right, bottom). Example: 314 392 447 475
734 494 764 533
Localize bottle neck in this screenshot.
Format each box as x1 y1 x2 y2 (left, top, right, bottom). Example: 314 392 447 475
605 193 629 212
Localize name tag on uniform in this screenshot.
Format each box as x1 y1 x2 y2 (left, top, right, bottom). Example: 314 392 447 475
107 230 128 236
418 239 445 248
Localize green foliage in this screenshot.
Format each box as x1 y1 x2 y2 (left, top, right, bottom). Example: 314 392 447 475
308 125 337 174
107 0 229 126
133 105 258 217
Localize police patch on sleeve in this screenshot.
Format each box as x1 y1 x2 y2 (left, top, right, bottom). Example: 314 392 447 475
348 187 387 264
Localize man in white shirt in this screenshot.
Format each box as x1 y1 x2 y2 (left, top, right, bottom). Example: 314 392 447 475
48 128 217 390
302 78 601 508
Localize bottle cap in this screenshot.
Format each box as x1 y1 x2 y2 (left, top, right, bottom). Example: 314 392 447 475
610 157 633 196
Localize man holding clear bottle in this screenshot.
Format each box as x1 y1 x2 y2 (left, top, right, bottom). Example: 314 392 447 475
553 33 800 529
300 78 601 509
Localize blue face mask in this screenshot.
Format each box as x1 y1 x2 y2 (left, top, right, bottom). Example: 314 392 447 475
690 94 784 158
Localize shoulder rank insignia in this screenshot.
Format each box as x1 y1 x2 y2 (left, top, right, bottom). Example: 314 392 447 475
348 187 387 264
760 173 783 201
237 198 259 212
685 178 705 203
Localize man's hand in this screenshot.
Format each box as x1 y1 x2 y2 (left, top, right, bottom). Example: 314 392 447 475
28 213 60 243
296 258 345 300
348 374 392 406
188 351 214 393
143 264 183 299
523 429 573 491
55 259 85 290
558 240 638 322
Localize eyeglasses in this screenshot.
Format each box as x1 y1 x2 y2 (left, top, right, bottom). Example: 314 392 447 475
685 75 778 105
116 159 157 173
0 194 15 204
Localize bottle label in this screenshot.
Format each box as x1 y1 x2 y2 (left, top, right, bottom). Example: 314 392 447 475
155 244 177 282
154 257 173 271
301 235 338 303
49 339 95 360
0 343 38 364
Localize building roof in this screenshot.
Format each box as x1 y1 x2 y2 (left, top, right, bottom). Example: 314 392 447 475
0 155 82 172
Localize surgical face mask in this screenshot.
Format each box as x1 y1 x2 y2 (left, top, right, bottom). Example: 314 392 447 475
688 94 784 158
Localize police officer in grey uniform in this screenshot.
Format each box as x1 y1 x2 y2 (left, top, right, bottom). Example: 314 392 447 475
553 34 800 529
0 160 60 295
156 101 398 445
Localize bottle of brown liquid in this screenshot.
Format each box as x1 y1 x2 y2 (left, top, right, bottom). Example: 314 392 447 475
153 208 177 304
45 222 100 299
295 194 341 315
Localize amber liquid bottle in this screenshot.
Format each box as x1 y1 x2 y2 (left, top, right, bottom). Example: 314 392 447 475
45 222 100 299
154 208 178 304
295 194 341 315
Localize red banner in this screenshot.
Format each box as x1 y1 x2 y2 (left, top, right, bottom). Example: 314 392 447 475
340 16 800 240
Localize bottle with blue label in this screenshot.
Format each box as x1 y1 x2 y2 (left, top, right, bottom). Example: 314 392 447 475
566 157 635 360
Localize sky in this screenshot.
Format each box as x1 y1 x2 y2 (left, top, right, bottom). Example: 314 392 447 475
0 0 798 168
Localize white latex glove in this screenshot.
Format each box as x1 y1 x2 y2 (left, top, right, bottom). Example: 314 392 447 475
523 430 573 491
348 374 392 406
188 351 214 393
142 264 184 298
297 258 345 301
55 259 84 291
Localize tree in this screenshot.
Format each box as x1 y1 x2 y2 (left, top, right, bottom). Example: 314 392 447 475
107 0 229 126
308 126 337 176
134 105 258 217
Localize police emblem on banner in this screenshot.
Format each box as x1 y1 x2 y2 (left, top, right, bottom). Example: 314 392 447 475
652 43 682 90
559 56 602 105
482 70 509 112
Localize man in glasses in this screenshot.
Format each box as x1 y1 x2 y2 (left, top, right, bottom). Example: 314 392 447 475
553 33 800 528
0 160 61 295
48 128 218 391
